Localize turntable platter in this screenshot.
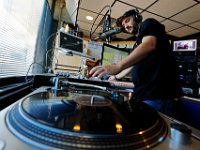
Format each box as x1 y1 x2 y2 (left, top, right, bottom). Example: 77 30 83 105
6 89 168 149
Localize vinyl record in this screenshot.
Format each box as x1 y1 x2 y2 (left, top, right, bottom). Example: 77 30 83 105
7 88 168 150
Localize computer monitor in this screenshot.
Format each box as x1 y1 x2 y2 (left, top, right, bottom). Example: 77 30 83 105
101 43 130 65
58 31 83 53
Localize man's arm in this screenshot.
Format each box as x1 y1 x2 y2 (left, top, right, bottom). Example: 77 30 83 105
89 35 157 78
118 35 157 70
109 66 132 81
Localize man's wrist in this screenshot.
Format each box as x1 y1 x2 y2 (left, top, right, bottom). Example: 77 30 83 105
114 75 119 80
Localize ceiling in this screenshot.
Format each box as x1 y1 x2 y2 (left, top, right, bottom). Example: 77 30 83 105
57 0 200 40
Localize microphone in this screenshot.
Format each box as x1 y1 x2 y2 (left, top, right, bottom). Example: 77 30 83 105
94 27 122 40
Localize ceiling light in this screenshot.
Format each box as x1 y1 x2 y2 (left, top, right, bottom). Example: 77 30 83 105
86 16 93 21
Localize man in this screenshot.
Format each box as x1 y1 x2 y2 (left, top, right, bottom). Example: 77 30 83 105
89 9 182 116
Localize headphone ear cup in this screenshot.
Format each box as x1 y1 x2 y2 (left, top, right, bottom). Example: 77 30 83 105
134 9 142 23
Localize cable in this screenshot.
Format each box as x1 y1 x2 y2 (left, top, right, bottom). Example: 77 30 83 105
90 5 111 39
25 62 45 83
25 32 58 82
46 42 81 71
45 42 92 73
45 31 58 72
45 48 59 71
46 31 58 52
45 32 79 72
89 5 111 40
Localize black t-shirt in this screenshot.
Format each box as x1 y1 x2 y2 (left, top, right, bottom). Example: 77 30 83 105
132 18 182 100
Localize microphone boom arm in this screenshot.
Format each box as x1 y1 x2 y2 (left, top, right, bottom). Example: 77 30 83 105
94 27 122 40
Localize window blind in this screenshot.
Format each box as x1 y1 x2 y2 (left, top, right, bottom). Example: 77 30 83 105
0 0 51 78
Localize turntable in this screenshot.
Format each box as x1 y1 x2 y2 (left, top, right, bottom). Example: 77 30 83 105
1 77 200 150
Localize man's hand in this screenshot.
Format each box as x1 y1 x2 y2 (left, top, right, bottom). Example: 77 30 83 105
89 64 121 79
108 75 117 81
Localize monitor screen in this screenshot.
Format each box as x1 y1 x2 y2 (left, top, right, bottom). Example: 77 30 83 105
58 31 83 53
173 39 197 51
101 44 129 65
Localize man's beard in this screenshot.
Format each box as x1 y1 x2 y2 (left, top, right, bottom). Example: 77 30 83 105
125 26 134 33
125 24 138 35
132 23 139 35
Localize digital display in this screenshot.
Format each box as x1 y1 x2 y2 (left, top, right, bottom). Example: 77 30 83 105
58 31 83 53
173 39 197 51
101 44 129 65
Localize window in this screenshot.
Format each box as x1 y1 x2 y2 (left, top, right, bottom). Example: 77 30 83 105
0 0 52 78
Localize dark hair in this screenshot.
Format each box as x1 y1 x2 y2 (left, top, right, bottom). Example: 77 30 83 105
116 9 143 27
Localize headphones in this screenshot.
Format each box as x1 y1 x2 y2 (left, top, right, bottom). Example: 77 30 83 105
132 9 143 23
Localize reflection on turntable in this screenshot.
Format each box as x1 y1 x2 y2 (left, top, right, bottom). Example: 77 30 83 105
6 88 168 150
